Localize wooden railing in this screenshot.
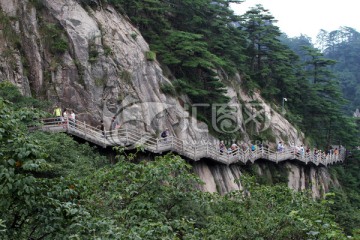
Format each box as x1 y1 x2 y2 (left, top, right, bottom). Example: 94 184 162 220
38 118 346 167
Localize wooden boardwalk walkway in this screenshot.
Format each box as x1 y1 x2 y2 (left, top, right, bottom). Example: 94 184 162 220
39 118 345 167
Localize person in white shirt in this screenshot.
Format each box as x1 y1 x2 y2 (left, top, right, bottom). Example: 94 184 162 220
277 141 284 152
69 110 76 127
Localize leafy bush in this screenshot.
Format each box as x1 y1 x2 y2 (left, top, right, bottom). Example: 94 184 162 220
103 44 112 56
130 32 138 40
41 23 69 55
0 81 49 110
145 50 156 61
88 38 99 63
120 69 132 84
159 82 176 96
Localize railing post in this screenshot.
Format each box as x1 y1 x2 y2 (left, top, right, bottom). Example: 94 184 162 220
306 153 308 164
228 150 230 164
125 126 128 144
66 117 69 131
194 145 196 160
206 142 209 157
156 138 159 152
103 130 106 147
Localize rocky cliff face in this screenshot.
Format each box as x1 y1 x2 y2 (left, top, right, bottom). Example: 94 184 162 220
0 0 336 196
192 160 339 198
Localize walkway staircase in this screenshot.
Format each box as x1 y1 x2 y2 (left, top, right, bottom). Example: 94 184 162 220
39 118 346 167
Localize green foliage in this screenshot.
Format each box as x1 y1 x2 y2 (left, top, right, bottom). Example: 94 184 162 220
0 98 110 239
73 60 86 87
29 131 108 177
40 23 68 55
319 27 360 114
0 99 78 239
81 152 208 238
258 127 276 143
78 0 101 9
120 69 132 84
108 1 237 133
78 151 346 239
0 11 21 50
130 32 138 40
29 0 45 10
281 35 359 148
204 176 346 239
145 50 156 61
153 30 224 68
329 151 360 236
88 37 99 63
103 44 112 56
0 81 49 110
242 163 288 185
94 77 106 87
159 82 176 96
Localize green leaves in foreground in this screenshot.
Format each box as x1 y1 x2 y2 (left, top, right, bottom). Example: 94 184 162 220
78 153 347 239
81 153 209 239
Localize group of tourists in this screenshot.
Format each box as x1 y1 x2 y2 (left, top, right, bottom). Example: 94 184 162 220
105 116 121 138
219 141 265 155
219 140 341 159
53 105 76 127
51 106 343 160
161 128 170 142
279 141 340 157
53 105 126 139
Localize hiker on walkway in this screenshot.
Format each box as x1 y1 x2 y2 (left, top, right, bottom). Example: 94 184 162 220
62 108 68 127
63 108 68 119
277 141 284 152
299 145 305 156
313 148 318 161
53 105 62 123
231 142 238 155
110 116 120 136
241 143 248 151
161 128 170 142
251 144 257 151
219 140 226 154
98 120 106 138
69 110 76 127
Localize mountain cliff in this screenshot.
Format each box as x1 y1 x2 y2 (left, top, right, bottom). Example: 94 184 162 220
0 0 337 197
